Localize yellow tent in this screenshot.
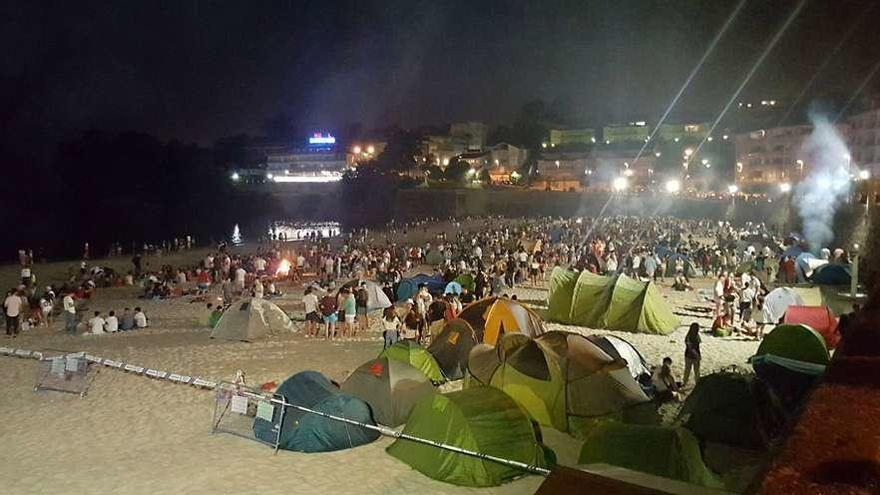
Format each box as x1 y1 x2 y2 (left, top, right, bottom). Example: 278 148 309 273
459 297 545 346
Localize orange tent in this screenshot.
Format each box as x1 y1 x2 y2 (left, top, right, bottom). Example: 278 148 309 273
458 297 544 346
783 306 840 349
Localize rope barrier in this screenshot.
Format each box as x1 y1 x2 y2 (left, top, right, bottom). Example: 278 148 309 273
0 346 218 390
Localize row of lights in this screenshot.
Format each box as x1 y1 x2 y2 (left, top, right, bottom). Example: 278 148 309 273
542 134 729 148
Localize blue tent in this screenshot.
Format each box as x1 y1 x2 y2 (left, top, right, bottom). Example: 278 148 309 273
254 371 379 452
780 245 804 261
794 252 817 283
444 281 463 295
549 226 564 243
810 264 851 286
396 273 446 301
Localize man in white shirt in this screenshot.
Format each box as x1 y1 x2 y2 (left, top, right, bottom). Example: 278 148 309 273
134 307 148 328
104 311 119 332
4 290 22 337
87 311 106 335
234 267 247 293
254 257 267 274
63 292 77 334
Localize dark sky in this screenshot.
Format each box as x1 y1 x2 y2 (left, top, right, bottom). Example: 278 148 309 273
2 0 880 146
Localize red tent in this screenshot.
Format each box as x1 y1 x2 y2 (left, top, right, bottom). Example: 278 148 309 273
783 306 840 349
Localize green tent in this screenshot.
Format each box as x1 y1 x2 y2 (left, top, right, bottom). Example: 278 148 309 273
340 357 435 427
547 269 679 335
427 319 478 380
379 340 445 383
676 372 786 450
547 267 578 322
386 386 553 487
756 324 830 366
577 423 723 489
466 331 650 432
453 273 476 292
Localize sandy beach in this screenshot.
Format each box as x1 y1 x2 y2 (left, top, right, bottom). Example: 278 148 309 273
0 248 760 494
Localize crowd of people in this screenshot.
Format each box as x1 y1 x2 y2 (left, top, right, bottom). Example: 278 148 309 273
4 215 858 355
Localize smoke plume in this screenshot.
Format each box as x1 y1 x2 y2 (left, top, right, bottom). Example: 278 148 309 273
794 113 853 251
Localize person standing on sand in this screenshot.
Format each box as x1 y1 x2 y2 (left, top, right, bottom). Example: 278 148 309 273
63 291 77 334
683 322 701 386
5 289 22 338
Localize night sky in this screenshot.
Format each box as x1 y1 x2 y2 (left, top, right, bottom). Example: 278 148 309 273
3 0 880 146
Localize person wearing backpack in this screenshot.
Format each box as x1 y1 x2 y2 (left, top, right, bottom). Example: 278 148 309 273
319 293 338 340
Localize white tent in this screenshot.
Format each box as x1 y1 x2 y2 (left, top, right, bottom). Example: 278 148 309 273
588 334 650 380
763 287 805 324
210 298 293 341
341 280 392 313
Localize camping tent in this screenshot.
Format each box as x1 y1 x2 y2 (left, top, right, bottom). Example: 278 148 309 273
811 263 851 286
750 354 826 409
663 253 700 278
577 423 722 489
340 357 435 427
467 331 650 432
586 334 650 381
762 287 805 323
780 244 804 260
396 274 446 301
338 280 393 313
379 340 445 383
756 324 831 366
547 268 679 335
783 306 840 349
795 252 827 282
253 371 380 452
210 298 292 341
458 297 545 345
453 273 475 292
676 372 785 450
386 386 552 487
424 249 445 266
444 281 462 295
427 319 478 380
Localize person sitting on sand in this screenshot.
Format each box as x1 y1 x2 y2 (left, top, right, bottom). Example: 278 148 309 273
86 311 106 335
651 357 680 403
133 307 148 328
672 274 692 291
104 310 119 333
120 307 134 331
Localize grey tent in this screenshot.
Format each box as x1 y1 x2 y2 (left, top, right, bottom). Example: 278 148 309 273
210 298 293 341
340 357 435 427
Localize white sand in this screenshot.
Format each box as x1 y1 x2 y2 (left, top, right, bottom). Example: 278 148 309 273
0 252 759 494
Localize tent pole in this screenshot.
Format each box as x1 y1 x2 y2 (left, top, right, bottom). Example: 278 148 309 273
269 397 551 476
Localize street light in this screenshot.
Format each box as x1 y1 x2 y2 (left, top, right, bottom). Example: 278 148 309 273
231 172 240 181
779 182 792 193
728 184 739 194
665 179 681 193
352 145 361 154
612 177 629 192
859 170 870 180
684 148 694 157
367 145 375 154
266 173 274 180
